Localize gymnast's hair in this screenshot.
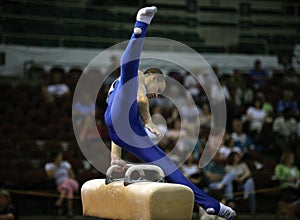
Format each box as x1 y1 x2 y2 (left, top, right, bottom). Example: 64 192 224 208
144 68 163 75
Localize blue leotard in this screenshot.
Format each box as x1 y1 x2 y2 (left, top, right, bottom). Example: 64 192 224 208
104 20 220 213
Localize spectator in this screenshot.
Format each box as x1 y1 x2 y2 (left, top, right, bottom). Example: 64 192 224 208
244 97 267 136
0 189 17 220
166 106 180 128
199 103 212 129
243 82 255 108
78 114 100 142
249 59 269 89
275 151 300 215
45 151 79 217
183 71 201 99
257 92 274 118
229 69 246 108
181 155 202 187
274 151 300 189
273 108 298 153
229 69 245 95
171 125 201 161
276 90 299 116
168 70 184 84
166 119 183 141
217 135 242 161
221 152 256 214
210 75 231 104
230 118 264 170
283 66 299 86
209 152 256 214
231 119 253 153
42 70 70 102
201 156 226 191
73 93 95 125
201 156 237 210
180 94 201 125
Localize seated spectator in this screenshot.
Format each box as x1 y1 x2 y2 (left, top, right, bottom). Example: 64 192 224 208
201 156 226 190
230 119 264 170
257 92 274 119
276 90 299 116
249 59 269 89
210 152 256 214
45 151 79 217
199 103 212 129
210 75 231 104
78 114 100 142
0 189 18 220
244 97 267 137
166 107 180 128
228 69 247 114
180 94 201 125
183 71 201 99
167 70 184 84
166 119 182 141
229 69 246 98
273 108 298 152
42 70 70 102
217 135 241 161
231 119 253 153
274 151 300 189
181 155 202 187
73 93 95 125
283 66 299 86
275 151 300 215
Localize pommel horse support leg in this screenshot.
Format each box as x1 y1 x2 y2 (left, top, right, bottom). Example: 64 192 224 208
81 165 195 220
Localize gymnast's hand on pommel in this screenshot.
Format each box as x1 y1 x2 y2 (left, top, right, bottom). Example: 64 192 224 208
111 159 127 170
111 142 127 170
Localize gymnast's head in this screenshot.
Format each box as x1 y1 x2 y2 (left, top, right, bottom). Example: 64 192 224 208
143 68 166 99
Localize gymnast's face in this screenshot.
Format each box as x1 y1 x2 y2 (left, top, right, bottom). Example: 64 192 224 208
145 74 166 99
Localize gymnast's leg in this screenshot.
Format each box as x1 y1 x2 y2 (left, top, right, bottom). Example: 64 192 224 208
105 7 157 126
123 137 236 220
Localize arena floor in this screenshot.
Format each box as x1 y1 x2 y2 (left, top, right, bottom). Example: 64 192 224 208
19 214 285 220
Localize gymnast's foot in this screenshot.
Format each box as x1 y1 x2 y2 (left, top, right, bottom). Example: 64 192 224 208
206 203 236 220
218 203 236 220
136 6 157 24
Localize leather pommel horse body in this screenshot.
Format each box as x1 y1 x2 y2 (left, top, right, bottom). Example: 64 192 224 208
81 165 194 220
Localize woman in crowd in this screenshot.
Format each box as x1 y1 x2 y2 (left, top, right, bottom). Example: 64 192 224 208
45 151 79 217
275 151 300 189
210 152 256 214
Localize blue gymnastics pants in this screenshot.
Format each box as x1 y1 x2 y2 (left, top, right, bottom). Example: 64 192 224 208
104 21 220 213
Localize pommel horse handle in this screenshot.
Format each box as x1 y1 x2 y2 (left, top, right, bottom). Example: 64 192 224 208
105 164 165 186
124 164 165 186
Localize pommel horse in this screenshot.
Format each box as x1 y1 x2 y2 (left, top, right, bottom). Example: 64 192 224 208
81 164 194 220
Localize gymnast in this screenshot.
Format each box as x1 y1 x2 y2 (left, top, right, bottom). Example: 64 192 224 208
104 6 236 220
